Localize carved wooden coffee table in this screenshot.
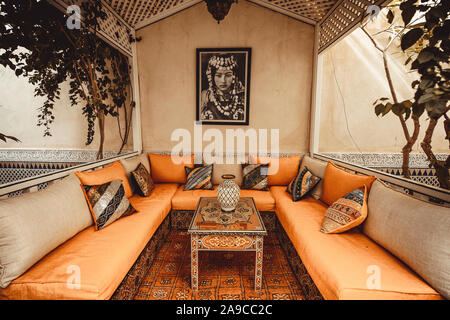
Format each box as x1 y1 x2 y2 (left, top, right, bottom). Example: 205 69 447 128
188 197 267 292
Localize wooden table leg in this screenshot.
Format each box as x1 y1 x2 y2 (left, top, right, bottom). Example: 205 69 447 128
255 236 263 292
191 234 199 291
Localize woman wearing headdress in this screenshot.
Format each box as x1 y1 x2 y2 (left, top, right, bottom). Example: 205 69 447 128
200 53 245 121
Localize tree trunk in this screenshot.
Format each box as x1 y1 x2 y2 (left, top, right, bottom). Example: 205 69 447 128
361 27 420 180
421 118 449 189
401 114 421 179
97 109 105 160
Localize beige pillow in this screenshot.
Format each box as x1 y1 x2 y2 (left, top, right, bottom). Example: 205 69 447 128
120 153 151 194
0 174 93 288
203 155 246 186
212 163 243 186
363 180 450 299
299 155 327 199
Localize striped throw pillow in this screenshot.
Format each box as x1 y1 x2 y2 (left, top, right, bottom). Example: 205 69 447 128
286 167 321 201
320 186 367 234
131 162 155 196
241 163 269 190
184 164 214 190
82 179 136 230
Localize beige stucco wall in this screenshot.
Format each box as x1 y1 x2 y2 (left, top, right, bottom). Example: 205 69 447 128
0 65 132 151
319 23 448 154
136 1 314 154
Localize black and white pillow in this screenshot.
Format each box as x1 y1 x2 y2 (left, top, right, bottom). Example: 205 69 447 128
83 179 136 230
286 167 321 201
241 163 269 190
184 164 214 190
131 162 155 197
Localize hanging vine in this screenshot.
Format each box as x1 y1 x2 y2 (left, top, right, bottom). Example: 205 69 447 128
0 0 136 159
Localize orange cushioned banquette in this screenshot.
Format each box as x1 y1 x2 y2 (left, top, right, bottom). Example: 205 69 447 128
171 185 276 212
75 161 133 198
270 186 442 300
149 153 194 184
253 155 302 186
0 184 178 300
320 162 376 205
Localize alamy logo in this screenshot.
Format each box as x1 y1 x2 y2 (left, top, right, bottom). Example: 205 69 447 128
66 5 81 30
366 5 381 22
366 265 381 289
66 265 81 290
171 122 280 173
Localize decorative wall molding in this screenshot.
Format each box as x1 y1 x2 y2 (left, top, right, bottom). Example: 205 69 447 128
0 149 132 185
322 152 448 168
322 152 447 188
315 153 449 205
0 149 127 163
0 151 139 197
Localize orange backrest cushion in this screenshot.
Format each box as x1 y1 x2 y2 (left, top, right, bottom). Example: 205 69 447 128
321 162 376 205
254 155 302 186
148 153 194 183
75 161 133 198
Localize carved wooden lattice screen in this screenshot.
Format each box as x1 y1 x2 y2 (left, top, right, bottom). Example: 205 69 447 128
318 0 388 53
250 0 339 22
50 0 134 56
104 0 203 29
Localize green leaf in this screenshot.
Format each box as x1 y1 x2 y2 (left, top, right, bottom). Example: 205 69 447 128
387 10 395 24
433 25 449 41
412 102 425 117
382 103 393 116
405 107 412 121
417 92 436 104
425 100 447 119
373 97 390 105
405 56 413 65
392 103 404 116
375 104 385 116
417 50 435 64
424 11 439 31
401 5 417 26
401 28 424 51
401 100 413 109
430 7 446 19
419 79 434 90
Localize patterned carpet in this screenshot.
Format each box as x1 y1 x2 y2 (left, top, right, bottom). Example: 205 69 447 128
134 230 305 300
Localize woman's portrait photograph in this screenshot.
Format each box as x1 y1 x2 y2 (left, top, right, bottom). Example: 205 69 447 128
196 48 251 125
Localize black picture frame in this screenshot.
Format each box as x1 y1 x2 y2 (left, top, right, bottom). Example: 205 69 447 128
196 48 251 125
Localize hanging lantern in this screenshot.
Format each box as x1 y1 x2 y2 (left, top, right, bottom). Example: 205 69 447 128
204 0 238 24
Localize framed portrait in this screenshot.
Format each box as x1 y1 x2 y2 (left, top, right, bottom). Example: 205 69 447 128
196 48 251 125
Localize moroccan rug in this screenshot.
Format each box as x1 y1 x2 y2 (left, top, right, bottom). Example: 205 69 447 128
134 230 305 300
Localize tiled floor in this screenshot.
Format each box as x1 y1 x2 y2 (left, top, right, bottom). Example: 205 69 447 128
134 230 304 300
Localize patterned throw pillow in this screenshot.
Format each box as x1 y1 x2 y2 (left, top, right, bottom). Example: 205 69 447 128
184 164 214 190
241 163 269 190
286 167 321 201
82 179 136 231
320 186 367 234
131 162 155 196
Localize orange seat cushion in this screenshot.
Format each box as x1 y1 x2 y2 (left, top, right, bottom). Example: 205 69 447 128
75 161 133 198
253 155 302 186
320 162 376 205
171 185 218 210
149 153 194 184
171 185 276 211
270 186 442 300
0 184 178 300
